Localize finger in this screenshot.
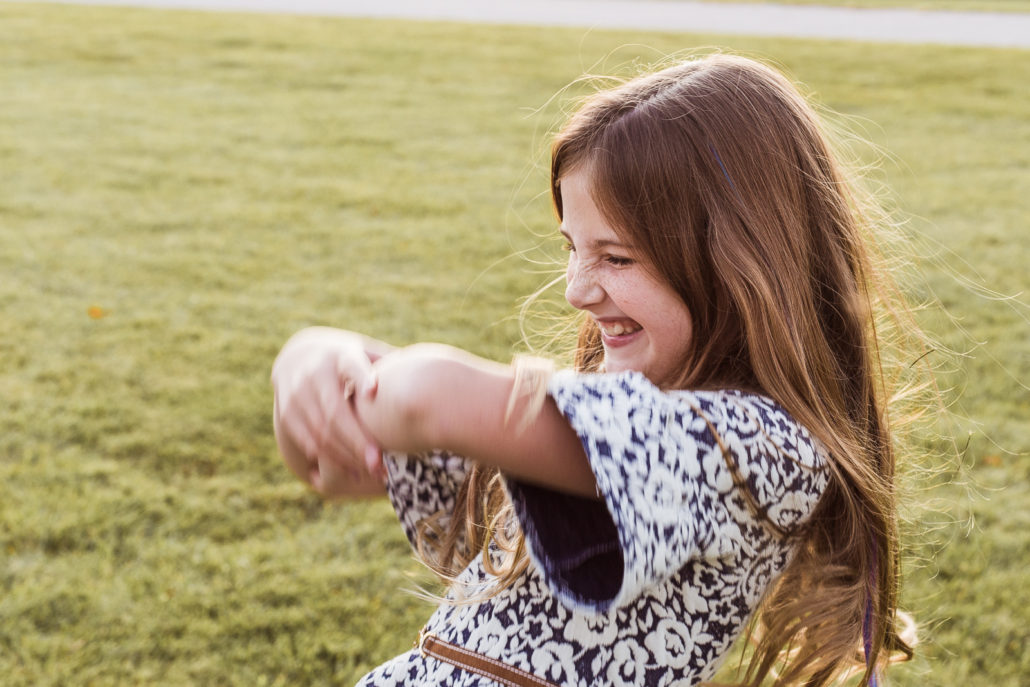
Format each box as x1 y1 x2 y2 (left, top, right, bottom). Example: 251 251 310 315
317 456 379 499
336 345 375 387
277 397 323 460
275 367 315 424
321 420 363 468
362 370 378 399
323 393 383 484
322 397 370 468
307 461 323 492
313 375 342 451
365 443 386 484
275 403 321 484
282 396 328 458
280 359 343 454
313 454 358 497
310 353 348 442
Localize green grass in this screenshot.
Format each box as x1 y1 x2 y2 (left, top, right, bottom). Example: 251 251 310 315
1 3 1028 685
696 0 1030 13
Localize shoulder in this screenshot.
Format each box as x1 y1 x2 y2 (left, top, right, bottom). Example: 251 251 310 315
549 370 823 464
685 388 825 470
548 371 828 529
687 388 829 533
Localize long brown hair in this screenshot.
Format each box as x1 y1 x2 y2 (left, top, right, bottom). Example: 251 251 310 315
423 54 918 685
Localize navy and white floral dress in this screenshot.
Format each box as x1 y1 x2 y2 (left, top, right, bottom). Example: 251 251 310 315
356 371 829 686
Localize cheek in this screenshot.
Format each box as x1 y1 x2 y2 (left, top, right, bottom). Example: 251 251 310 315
639 286 692 343
671 313 693 349
610 274 659 317
663 303 693 351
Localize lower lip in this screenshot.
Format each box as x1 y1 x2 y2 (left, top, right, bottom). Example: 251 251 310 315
600 328 641 349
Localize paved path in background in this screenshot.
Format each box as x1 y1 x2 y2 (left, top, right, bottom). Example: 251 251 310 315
14 0 1030 48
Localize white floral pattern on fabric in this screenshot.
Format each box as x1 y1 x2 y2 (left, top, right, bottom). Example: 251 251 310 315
382 449 471 550
356 371 828 687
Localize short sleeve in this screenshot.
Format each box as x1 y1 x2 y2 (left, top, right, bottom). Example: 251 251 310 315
383 450 472 548
505 370 827 614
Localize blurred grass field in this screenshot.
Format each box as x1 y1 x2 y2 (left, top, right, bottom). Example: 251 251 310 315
1 2 1028 685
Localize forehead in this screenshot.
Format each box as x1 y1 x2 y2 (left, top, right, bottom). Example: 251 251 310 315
559 169 627 242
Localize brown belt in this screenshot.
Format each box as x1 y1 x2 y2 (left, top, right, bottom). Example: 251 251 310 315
416 629 560 687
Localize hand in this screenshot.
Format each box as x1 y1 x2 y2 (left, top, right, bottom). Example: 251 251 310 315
271 328 385 496
322 356 388 483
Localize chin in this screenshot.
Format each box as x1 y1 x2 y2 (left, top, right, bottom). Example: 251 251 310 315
602 359 638 376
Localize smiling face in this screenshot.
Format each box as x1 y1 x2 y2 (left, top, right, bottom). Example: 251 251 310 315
560 167 693 388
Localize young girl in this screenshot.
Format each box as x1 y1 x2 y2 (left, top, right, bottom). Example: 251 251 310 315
272 54 914 686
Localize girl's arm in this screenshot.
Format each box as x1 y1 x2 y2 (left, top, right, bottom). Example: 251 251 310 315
349 343 596 498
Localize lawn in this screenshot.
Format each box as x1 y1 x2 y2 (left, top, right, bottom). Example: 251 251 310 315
0 2 1027 686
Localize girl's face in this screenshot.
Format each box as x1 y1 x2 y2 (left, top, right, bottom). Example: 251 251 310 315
560 168 693 387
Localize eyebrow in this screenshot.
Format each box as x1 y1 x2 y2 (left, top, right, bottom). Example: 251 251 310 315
559 228 633 251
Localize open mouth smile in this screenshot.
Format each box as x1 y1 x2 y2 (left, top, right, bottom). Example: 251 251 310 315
598 319 643 338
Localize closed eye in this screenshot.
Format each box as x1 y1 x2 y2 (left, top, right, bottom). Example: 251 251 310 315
605 255 634 267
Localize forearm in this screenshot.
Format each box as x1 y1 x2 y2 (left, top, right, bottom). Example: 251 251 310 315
284 326 397 362
353 343 597 497
354 343 509 450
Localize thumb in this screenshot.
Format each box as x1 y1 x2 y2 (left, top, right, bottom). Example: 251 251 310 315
336 344 374 384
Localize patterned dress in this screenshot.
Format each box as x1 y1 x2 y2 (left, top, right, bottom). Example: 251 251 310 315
356 371 828 686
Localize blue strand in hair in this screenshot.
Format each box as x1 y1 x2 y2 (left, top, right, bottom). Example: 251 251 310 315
709 143 738 192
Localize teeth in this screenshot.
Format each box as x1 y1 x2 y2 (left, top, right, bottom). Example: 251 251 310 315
601 321 640 336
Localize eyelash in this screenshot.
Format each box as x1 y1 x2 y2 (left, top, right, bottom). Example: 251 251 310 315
563 242 633 267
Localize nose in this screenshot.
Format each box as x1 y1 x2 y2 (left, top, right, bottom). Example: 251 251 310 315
565 260 604 310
